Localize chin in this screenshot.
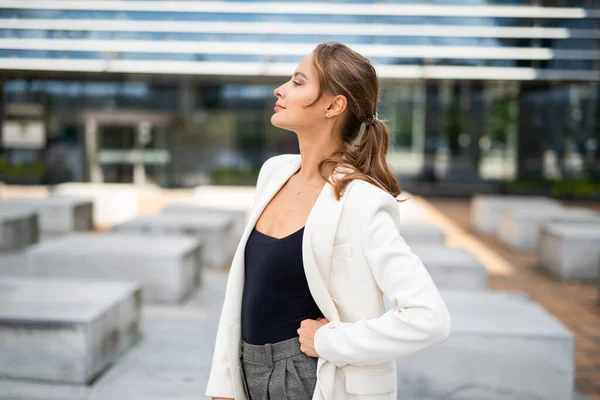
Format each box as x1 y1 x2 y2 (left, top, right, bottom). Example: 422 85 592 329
271 115 287 129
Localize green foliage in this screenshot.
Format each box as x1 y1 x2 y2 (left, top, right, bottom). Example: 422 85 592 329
503 178 600 199
486 98 517 146
443 98 467 156
0 159 47 179
208 167 260 185
395 108 413 147
550 180 600 197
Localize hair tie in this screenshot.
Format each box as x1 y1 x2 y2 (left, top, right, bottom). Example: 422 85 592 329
365 112 378 126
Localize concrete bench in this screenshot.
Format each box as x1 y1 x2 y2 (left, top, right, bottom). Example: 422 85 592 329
26 233 203 303
0 269 230 400
113 214 232 268
395 290 574 400
499 207 600 251
52 183 141 228
409 244 488 290
0 252 28 277
400 223 446 246
471 195 561 234
2 196 93 238
162 202 247 257
0 204 39 250
88 307 214 400
191 185 257 215
0 278 141 384
538 222 600 281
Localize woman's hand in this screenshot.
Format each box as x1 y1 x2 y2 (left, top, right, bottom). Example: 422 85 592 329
298 317 330 357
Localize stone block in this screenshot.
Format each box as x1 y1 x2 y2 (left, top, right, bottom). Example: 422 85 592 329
0 268 231 399
52 183 140 228
191 185 257 214
26 233 202 303
0 204 39 250
400 224 446 246
161 203 246 262
88 307 215 400
471 195 561 234
2 196 94 236
499 207 600 251
410 244 488 290
0 278 141 384
538 222 600 281
0 251 28 277
395 290 575 400
113 214 231 268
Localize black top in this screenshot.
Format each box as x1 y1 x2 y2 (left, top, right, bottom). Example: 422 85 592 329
241 225 325 345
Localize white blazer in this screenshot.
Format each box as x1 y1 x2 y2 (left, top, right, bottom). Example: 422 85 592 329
205 154 451 400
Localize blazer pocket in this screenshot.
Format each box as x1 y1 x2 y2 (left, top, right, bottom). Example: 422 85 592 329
332 243 352 258
344 369 396 395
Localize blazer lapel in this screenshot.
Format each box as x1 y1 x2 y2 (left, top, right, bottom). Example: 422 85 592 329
305 167 354 400
303 173 354 323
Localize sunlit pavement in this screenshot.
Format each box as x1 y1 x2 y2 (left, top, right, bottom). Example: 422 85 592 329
426 197 600 400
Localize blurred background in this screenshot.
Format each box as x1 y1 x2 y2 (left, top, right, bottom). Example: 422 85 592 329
0 0 597 195
0 1 599 400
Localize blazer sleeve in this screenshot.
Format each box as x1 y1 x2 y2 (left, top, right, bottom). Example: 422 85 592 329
313 189 452 368
205 154 284 398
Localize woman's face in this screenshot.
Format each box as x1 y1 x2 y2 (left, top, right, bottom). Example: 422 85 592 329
271 52 329 132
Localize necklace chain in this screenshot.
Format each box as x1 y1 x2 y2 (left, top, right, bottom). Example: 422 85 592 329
292 174 324 195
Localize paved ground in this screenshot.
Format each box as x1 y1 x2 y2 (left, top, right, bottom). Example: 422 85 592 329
425 198 600 400
133 188 599 399
1 185 597 399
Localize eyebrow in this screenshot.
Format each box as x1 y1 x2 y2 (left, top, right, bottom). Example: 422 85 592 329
293 72 308 80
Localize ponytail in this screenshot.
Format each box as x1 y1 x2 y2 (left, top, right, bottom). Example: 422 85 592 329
309 42 402 200
318 118 402 201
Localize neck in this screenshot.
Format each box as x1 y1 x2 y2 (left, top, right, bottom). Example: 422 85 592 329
295 131 343 185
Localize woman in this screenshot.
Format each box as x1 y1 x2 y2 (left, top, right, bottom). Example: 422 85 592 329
206 42 451 400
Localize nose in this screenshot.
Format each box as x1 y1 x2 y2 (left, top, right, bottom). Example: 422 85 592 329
273 83 284 99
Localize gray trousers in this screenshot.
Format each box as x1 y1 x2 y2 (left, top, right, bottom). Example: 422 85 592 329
240 336 318 400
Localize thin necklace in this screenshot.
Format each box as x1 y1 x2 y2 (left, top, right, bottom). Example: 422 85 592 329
292 174 324 195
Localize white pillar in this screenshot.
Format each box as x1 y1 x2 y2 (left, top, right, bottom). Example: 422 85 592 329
85 118 103 183
134 121 151 186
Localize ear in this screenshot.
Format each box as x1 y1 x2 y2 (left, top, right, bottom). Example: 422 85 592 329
327 94 347 118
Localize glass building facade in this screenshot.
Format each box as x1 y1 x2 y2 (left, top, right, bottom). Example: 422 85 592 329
0 0 598 187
